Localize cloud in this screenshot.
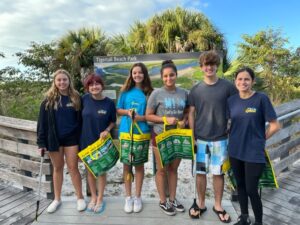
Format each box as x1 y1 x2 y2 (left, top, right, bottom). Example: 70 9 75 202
0 0 207 68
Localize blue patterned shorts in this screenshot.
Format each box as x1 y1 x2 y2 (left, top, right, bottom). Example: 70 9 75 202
196 139 228 175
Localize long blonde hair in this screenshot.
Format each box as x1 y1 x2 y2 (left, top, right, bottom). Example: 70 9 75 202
45 69 81 111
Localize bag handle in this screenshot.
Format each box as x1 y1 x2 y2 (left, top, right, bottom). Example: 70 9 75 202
162 115 179 132
89 135 110 160
89 146 99 161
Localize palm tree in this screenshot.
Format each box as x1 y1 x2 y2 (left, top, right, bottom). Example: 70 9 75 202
125 7 227 59
56 27 108 90
108 34 134 55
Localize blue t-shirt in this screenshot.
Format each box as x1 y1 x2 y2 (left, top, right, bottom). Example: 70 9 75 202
227 92 277 163
80 94 116 150
117 87 150 135
54 95 79 138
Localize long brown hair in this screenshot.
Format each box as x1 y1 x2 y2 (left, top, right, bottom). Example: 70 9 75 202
120 62 153 96
45 69 81 111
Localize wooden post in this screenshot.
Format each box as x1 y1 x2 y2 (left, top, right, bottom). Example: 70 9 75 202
45 157 54 200
18 139 32 192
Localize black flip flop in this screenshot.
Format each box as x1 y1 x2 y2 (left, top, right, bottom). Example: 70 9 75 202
199 206 207 214
212 206 231 223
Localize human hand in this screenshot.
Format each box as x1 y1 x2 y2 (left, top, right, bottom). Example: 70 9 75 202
99 130 109 140
166 117 178 125
177 120 186 128
38 148 47 156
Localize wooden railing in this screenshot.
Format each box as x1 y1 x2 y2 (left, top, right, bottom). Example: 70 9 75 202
0 99 299 200
0 116 53 199
266 99 300 175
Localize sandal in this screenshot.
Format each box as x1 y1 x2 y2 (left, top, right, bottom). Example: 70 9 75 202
94 201 106 214
212 206 231 223
200 206 207 215
86 202 96 212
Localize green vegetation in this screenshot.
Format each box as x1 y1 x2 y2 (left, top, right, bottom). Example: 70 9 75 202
0 9 299 121
226 29 300 104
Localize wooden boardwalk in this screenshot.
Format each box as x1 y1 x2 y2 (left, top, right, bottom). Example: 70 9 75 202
32 199 238 225
233 159 300 225
0 184 51 225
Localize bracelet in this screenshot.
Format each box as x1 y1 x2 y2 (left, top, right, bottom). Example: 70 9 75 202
105 128 110 132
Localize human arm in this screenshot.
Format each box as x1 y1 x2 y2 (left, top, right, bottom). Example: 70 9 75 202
145 108 178 125
117 108 145 122
37 101 48 151
178 107 189 128
188 106 196 139
265 120 281 139
99 122 116 139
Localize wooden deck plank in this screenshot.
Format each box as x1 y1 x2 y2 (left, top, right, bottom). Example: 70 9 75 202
32 199 238 225
0 191 30 207
262 196 300 214
232 159 300 225
0 193 37 217
262 199 300 220
1 198 50 225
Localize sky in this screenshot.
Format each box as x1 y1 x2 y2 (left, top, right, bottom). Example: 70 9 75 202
0 0 299 69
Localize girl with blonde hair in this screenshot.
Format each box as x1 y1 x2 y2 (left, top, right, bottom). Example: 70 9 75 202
37 69 86 213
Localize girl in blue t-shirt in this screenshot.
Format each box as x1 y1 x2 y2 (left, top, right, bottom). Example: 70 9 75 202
117 62 153 213
227 67 280 225
80 74 116 213
37 69 86 213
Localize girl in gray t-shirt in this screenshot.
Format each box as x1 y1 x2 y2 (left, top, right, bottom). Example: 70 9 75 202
146 60 188 216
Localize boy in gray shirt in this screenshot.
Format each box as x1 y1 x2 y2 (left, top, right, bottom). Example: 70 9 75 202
188 51 236 223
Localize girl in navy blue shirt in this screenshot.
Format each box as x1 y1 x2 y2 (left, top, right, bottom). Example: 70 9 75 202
227 67 280 225
37 69 86 213
80 74 116 213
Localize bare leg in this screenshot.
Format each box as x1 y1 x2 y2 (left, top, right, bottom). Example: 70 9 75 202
197 174 207 209
135 164 144 198
96 174 106 205
123 164 132 197
213 174 229 221
167 159 181 201
64 145 83 199
87 170 97 204
153 147 167 203
48 147 64 201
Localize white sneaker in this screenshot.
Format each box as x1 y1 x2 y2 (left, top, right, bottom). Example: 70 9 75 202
47 200 61 213
133 197 142 213
124 196 133 213
77 199 86 211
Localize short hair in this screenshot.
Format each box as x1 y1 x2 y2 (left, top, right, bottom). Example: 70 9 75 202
199 50 220 67
83 74 105 92
234 67 255 80
160 60 177 77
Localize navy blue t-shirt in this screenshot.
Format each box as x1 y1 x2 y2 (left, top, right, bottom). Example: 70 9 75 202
54 95 79 138
227 92 277 163
80 94 116 150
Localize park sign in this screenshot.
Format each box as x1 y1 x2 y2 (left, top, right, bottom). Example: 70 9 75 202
93 51 223 96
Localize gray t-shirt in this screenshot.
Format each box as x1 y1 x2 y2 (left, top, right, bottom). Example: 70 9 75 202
188 78 237 141
147 87 188 134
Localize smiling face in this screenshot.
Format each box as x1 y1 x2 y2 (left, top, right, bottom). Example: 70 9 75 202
162 67 177 88
54 73 70 94
201 63 218 78
88 81 103 96
131 66 144 85
235 71 254 93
